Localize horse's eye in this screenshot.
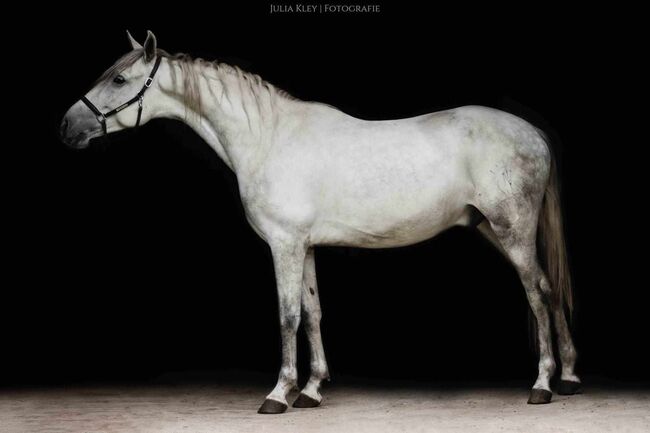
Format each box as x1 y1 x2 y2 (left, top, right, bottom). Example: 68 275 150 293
113 75 126 85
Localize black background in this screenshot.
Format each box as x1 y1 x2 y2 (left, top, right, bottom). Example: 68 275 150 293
5 3 647 387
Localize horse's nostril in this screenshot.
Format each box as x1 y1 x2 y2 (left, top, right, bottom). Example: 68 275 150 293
59 118 69 139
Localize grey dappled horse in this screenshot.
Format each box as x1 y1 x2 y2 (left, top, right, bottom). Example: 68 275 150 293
60 31 581 414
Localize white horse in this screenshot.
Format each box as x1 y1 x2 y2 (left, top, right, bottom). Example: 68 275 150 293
60 31 581 413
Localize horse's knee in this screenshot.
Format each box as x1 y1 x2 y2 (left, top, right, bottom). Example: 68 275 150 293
280 314 301 332
302 309 322 328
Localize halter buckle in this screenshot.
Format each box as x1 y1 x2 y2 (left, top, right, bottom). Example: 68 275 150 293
144 77 154 88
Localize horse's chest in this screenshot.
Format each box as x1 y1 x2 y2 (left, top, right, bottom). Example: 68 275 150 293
237 172 316 239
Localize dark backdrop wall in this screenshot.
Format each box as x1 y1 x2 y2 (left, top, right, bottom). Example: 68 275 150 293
5 4 646 386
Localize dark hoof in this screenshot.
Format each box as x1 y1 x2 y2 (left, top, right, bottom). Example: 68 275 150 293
527 388 552 404
557 380 582 395
258 399 287 414
292 393 321 408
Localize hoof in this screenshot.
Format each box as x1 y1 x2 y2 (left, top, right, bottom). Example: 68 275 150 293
557 380 582 395
258 399 287 414
527 388 552 404
292 393 321 408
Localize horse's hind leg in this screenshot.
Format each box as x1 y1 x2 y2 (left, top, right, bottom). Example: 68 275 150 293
548 288 581 394
477 220 509 259
480 216 581 397
293 248 330 408
484 211 556 404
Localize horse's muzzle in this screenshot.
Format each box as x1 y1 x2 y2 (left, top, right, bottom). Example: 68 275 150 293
60 103 100 149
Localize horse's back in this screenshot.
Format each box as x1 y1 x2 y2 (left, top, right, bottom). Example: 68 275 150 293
317 104 552 210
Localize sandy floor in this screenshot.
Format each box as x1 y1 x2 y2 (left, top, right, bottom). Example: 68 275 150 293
1 374 648 433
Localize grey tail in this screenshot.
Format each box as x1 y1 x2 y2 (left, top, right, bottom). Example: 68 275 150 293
529 130 573 351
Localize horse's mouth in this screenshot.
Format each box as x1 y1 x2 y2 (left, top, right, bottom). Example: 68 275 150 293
62 130 103 149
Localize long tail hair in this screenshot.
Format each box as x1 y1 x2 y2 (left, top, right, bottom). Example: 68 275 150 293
530 136 573 349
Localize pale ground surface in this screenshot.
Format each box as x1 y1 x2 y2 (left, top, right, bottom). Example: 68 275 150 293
1 373 648 433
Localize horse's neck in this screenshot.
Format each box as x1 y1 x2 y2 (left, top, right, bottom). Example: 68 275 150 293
157 59 303 174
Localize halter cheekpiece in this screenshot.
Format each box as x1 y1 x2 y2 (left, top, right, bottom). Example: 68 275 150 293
81 56 162 135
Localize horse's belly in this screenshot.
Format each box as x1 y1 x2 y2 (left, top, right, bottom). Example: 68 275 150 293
309 178 470 248
310 216 455 248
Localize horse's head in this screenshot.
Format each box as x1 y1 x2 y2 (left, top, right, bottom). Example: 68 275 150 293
60 31 161 149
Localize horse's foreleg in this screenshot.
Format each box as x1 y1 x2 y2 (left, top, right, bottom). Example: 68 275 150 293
293 248 329 408
258 239 306 414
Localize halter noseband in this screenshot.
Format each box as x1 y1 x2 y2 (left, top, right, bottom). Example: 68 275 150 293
80 56 162 135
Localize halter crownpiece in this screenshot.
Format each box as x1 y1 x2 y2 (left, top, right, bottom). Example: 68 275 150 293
80 56 162 135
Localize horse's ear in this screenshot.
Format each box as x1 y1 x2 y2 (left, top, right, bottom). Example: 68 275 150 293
143 30 157 63
126 30 143 50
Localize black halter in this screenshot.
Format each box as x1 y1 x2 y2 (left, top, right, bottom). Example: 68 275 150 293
81 56 162 135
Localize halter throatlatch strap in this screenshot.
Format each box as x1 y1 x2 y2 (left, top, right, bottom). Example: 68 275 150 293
80 56 162 135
